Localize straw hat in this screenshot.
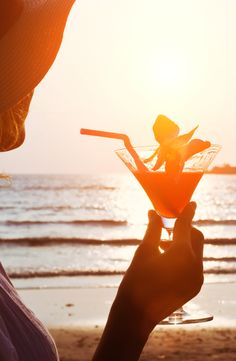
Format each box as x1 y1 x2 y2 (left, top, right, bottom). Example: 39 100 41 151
0 0 75 113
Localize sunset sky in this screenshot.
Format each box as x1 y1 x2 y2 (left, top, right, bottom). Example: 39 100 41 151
1 0 235 174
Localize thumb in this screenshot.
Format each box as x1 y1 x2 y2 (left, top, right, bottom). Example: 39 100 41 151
173 202 196 246
191 227 204 261
142 210 162 251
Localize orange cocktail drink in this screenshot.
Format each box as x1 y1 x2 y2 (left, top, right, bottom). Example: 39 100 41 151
133 170 203 218
80 115 221 325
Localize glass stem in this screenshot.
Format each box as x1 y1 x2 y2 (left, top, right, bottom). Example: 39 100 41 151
167 229 173 241
166 228 186 323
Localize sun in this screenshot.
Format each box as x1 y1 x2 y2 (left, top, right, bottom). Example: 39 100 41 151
156 59 182 85
150 51 189 90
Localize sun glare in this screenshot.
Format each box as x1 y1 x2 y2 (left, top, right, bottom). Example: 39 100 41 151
150 52 189 90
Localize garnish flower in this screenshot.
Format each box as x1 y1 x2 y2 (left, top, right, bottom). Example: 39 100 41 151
145 115 211 176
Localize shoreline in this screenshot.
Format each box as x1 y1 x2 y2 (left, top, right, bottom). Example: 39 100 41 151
18 282 236 360
18 283 236 329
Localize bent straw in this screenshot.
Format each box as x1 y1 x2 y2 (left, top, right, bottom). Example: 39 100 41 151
80 128 147 171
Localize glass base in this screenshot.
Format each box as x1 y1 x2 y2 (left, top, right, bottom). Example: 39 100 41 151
159 307 213 325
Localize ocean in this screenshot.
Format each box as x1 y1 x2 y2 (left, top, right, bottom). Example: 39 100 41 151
0 174 235 289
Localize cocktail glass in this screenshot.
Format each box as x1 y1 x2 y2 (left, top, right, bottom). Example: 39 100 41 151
116 144 221 324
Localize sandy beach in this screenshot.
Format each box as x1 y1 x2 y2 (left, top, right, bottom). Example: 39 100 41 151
18 281 236 360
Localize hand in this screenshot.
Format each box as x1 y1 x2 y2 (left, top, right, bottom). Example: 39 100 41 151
92 202 204 361
116 201 204 332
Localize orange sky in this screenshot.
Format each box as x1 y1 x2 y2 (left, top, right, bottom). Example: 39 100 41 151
0 0 235 174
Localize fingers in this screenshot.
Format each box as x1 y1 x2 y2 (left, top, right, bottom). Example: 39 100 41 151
142 210 162 251
191 227 204 260
173 202 196 246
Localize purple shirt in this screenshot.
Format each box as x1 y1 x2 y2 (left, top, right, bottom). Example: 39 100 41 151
0 263 58 361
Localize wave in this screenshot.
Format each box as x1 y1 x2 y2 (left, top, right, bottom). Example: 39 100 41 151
0 237 236 246
23 186 79 191
8 270 125 279
30 205 74 211
204 257 236 262
204 238 236 245
82 205 106 211
0 206 16 210
194 219 236 226
204 269 236 275
23 185 116 191
0 237 140 246
6 219 127 227
78 185 116 191
1 205 106 212
4 218 236 226
7 267 236 279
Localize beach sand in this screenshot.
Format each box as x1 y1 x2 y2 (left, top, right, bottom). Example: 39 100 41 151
19 282 236 360
50 327 236 361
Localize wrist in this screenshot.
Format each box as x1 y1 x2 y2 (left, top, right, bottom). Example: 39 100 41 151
92 292 153 361
111 294 153 339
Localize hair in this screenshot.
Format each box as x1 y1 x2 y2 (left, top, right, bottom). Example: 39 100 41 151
0 90 34 151
0 0 23 38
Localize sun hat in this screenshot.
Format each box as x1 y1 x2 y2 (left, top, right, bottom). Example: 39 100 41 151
0 0 75 113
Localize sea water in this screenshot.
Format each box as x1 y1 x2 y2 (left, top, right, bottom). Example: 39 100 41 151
0 174 235 288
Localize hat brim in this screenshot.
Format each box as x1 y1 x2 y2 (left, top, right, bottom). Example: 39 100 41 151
0 0 75 113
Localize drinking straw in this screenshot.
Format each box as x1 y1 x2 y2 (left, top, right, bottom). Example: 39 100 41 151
80 128 147 171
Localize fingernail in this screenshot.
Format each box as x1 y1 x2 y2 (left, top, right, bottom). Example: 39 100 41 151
148 210 155 221
190 201 196 211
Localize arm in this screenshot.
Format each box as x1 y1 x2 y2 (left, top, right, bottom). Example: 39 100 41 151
92 202 204 361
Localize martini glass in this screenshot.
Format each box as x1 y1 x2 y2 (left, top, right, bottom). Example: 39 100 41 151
116 144 221 324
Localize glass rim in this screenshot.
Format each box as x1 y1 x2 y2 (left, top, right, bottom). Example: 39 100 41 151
115 143 221 173
115 143 222 153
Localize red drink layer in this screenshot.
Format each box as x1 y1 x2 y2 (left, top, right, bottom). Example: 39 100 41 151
133 170 203 218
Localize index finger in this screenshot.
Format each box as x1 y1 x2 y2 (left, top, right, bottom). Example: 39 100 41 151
142 210 162 252
173 202 196 246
